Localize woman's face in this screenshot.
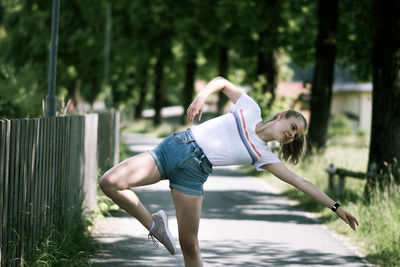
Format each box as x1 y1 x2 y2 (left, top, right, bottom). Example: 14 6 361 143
274 115 306 144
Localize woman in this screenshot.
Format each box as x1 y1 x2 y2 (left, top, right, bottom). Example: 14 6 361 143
99 77 359 267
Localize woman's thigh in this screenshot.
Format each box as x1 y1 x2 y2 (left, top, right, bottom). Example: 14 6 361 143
102 152 161 189
171 189 203 240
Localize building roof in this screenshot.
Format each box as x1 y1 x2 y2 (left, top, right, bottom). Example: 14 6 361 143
333 83 372 93
277 82 310 98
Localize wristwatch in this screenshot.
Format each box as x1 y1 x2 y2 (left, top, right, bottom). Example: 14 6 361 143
331 202 341 212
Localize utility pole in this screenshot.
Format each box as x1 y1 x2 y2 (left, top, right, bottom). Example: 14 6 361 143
104 3 113 108
45 0 60 117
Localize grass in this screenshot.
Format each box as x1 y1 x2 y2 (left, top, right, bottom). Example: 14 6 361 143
20 204 95 266
250 134 400 267
1 199 94 266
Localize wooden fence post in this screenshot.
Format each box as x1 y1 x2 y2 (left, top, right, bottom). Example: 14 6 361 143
0 120 5 265
83 113 99 210
327 164 335 192
337 174 345 198
113 111 120 166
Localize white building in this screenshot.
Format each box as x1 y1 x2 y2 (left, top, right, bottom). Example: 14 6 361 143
331 83 372 131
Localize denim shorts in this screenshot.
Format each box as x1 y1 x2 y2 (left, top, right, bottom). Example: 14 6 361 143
148 129 213 195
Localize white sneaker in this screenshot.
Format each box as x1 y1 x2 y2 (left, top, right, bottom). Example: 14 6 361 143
148 210 177 255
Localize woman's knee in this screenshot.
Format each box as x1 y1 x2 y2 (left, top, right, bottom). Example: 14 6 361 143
99 171 122 194
179 236 200 258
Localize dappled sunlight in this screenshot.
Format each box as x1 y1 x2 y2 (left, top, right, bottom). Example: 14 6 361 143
200 239 363 267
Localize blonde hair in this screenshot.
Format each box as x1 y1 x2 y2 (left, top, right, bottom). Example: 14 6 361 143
268 110 307 165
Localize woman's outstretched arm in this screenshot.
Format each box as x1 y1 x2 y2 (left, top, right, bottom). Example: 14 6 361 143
186 77 243 122
262 162 359 230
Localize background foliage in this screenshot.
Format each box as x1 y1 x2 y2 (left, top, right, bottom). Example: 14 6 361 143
0 0 371 119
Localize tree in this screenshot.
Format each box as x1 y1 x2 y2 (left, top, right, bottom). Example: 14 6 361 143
366 0 400 192
307 0 338 150
150 0 174 126
254 0 284 109
210 0 238 115
174 0 205 124
336 0 373 81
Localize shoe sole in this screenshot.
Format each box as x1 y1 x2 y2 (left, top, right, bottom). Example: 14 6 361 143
158 210 177 255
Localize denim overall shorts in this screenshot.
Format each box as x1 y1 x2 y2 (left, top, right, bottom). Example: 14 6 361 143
149 128 213 195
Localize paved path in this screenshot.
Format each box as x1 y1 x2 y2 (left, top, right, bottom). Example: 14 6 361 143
90 133 369 267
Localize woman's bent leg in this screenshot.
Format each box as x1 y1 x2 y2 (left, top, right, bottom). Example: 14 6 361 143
99 152 161 230
171 189 203 267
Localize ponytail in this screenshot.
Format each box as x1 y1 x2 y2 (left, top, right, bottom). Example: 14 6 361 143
281 134 307 165
267 110 307 165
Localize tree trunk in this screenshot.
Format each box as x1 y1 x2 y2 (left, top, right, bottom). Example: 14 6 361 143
134 66 149 119
257 49 279 108
89 77 100 107
153 56 164 126
181 55 197 124
217 45 229 115
366 0 400 195
0 1 3 25
307 0 338 151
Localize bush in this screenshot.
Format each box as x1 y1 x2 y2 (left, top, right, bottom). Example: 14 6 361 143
328 113 354 137
0 64 44 119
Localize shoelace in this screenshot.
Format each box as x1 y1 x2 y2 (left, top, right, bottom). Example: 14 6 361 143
148 233 159 248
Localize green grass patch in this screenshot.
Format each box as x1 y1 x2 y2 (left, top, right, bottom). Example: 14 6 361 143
25 206 94 266
122 118 189 138
252 135 400 267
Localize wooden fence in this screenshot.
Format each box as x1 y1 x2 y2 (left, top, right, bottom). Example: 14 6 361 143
0 111 119 266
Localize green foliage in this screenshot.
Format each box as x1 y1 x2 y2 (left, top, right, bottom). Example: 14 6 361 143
28 220 93 267
0 64 44 119
359 184 400 266
248 76 295 119
327 114 369 148
97 194 120 217
0 0 373 119
6 202 95 266
328 113 354 136
337 0 373 81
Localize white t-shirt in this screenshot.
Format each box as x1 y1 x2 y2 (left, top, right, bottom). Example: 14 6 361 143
190 94 280 171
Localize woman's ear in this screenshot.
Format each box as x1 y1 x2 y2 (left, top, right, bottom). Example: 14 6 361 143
277 112 286 120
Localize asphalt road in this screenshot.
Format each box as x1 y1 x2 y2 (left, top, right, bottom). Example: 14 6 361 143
90 133 370 267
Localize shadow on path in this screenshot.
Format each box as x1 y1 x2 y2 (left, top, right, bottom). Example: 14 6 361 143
92 234 364 267
105 189 317 225
201 239 364 267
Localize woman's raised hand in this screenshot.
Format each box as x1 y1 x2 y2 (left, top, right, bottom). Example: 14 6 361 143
336 208 359 230
187 96 205 122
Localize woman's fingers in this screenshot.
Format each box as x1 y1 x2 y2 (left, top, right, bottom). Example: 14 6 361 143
187 106 198 122
338 209 359 231
186 98 204 122
346 212 359 230
198 108 203 121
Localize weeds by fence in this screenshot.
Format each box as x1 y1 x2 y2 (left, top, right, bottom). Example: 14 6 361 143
0 111 119 266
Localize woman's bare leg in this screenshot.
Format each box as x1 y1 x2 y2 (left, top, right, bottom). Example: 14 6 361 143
171 189 203 267
99 152 161 230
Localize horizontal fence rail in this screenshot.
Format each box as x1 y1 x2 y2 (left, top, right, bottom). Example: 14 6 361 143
0 111 119 266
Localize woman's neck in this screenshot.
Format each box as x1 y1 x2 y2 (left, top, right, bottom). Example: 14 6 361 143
256 121 275 142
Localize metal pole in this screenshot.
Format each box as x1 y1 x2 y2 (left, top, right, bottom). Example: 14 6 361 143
45 0 60 117
104 3 112 108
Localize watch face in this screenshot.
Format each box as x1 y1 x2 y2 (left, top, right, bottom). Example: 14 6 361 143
331 203 340 212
